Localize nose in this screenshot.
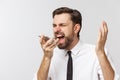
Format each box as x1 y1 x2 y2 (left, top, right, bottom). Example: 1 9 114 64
54 26 61 32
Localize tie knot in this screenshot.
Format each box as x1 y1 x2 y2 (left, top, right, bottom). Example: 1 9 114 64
67 51 72 57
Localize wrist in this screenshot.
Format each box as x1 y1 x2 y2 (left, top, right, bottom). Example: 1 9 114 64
43 51 53 59
95 49 106 57
43 54 52 61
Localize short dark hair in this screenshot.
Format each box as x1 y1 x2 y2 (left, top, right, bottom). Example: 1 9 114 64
52 7 82 37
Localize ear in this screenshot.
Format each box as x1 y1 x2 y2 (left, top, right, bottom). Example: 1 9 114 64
74 24 81 34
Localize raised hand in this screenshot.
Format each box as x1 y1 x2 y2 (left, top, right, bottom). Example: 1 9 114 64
96 21 108 53
39 35 59 59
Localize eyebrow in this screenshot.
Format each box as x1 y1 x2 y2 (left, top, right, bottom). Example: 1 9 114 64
53 23 67 25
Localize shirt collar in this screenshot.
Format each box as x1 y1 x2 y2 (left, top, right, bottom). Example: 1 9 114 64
71 40 83 56
62 40 83 56
56 40 83 56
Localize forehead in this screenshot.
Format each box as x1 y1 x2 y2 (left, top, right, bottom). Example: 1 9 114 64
53 13 72 24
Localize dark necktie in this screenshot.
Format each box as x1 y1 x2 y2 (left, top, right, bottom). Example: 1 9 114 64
67 51 73 80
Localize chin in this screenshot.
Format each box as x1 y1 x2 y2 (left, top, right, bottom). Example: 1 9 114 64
58 43 68 49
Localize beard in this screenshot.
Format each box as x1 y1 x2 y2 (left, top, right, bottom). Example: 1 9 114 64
57 34 74 49
54 29 75 49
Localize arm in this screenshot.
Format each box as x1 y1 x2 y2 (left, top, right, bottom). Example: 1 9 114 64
95 21 114 80
37 35 59 80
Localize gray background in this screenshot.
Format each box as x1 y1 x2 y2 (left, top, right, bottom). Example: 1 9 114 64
0 0 120 80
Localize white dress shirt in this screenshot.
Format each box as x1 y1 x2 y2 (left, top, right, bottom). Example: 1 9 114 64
33 41 119 80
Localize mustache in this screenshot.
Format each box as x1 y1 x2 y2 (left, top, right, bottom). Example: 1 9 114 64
54 32 65 37
54 31 64 35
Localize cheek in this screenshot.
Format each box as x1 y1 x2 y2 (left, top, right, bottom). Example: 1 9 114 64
53 27 57 33
63 28 73 36
62 28 68 34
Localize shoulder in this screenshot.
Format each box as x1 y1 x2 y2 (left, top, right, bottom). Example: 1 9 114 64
80 42 96 51
81 42 109 54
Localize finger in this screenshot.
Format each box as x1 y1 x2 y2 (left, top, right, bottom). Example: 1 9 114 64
39 35 50 44
101 22 105 40
39 35 44 44
42 36 50 42
102 21 108 43
49 38 59 49
97 27 102 42
103 21 108 37
43 38 55 49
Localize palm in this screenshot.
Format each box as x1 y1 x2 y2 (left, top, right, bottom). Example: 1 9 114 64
96 21 108 52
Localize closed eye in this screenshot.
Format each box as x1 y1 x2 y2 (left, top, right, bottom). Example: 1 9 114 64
59 23 67 27
53 24 57 27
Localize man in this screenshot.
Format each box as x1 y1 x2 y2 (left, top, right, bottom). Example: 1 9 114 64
34 7 119 80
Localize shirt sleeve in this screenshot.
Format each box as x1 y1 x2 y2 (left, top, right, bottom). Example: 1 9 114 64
97 49 119 80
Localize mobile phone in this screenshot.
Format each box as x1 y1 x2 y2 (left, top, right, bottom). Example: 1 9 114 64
43 36 50 41
39 35 50 41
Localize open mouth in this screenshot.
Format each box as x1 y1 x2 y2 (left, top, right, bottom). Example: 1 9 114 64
55 34 65 44
54 32 65 44
57 35 64 39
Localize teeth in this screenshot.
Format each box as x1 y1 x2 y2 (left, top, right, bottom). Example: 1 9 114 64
57 35 63 38
57 36 64 38
57 35 62 37
55 33 64 38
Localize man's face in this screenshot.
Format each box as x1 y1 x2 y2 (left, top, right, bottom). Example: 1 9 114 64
53 13 75 49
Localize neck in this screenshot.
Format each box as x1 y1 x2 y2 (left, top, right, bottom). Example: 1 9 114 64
66 37 79 50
